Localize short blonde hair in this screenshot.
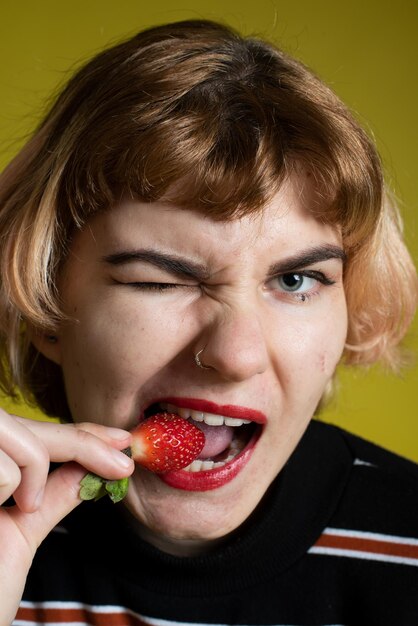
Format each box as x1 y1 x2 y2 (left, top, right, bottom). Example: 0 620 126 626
0 20 416 419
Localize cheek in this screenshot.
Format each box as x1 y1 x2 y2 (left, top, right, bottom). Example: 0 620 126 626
58 297 197 421
276 302 347 383
64 297 181 367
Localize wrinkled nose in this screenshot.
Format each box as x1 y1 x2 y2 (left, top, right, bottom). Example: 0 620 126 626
196 306 269 382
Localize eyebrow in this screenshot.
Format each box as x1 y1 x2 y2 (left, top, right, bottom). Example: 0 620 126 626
267 244 346 276
103 243 346 282
102 249 211 282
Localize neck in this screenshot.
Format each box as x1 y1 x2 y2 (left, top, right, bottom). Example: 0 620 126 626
120 507 228 557
137 524 228 556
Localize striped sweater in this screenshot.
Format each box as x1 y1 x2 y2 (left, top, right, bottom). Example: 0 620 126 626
14 421 418 626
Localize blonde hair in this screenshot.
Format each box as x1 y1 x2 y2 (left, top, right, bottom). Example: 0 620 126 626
0 20 416 418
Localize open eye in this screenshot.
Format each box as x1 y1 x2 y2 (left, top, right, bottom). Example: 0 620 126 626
265 270 335 303
277 273 315 293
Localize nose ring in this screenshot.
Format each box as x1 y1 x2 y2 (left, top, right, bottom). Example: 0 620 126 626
194 348 211 370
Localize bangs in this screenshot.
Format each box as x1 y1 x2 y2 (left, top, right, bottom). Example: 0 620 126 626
53 34 382 247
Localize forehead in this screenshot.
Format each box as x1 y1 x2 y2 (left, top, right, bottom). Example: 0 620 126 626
67 171 342 273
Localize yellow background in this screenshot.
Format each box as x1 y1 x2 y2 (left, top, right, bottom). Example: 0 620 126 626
0 0 417 460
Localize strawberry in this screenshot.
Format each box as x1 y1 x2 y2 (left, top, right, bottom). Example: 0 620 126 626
130 412 205 473
79 413 205 503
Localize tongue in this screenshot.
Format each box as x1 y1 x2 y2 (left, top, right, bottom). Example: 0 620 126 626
195 422 234 460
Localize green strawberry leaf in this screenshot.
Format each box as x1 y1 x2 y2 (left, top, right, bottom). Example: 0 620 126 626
105 477 130 503
79 473 105 501
79 473 129 503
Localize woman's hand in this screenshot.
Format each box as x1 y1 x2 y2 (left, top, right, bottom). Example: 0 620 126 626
0 408 133 625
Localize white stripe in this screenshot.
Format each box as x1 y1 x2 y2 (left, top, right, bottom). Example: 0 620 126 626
322 527 418 546
310 545 418 567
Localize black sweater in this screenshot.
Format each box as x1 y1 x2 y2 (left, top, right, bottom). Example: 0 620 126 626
16 421 418 625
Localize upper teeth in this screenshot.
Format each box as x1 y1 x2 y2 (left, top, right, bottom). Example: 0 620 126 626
160 403 251 427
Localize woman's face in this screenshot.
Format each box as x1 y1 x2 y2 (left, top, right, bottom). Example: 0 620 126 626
50 172 347 551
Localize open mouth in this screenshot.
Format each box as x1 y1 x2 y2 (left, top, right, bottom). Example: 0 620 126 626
144 401 261 475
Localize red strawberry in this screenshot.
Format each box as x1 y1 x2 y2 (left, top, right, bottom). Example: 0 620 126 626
130 412 205 473
79 413 205 503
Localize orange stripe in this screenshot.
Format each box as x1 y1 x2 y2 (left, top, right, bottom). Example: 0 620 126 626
15 606 149 625
315 533 418 559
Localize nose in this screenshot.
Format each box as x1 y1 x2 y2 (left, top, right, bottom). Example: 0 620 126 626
196 305 269 382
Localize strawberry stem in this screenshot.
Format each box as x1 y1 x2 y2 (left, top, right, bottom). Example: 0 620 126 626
79 447 132 504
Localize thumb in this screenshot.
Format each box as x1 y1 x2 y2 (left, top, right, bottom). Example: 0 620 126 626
1 464 87 626
10 462 87 552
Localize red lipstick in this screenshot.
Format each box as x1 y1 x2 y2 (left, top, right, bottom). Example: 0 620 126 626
159 423 261 492
160 397 267 424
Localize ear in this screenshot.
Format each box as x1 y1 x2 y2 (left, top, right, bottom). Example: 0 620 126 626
28 326 63 365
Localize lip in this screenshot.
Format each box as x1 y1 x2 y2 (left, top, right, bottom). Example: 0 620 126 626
159 427 261 491
139 396 265 491
153 397 267 424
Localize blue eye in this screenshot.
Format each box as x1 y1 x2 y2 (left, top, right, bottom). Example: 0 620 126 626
278 273 315 292
266 269 335 303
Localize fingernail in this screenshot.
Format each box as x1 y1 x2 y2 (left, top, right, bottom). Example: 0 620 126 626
110 447 133 469
105 427 130 441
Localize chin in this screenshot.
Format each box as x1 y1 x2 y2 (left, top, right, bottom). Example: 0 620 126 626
125 455 272 547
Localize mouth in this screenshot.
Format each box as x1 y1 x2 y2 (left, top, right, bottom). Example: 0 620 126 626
143 398 264 491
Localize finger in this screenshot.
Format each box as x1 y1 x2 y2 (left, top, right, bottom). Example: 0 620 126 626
15 418 134 480
8 462 89 555
0 411 50 512
17 417 132 450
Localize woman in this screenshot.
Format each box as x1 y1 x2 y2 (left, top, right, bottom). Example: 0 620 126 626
0 19 417 626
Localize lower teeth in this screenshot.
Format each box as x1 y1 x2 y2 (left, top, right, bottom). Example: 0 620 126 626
181 439 245 473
